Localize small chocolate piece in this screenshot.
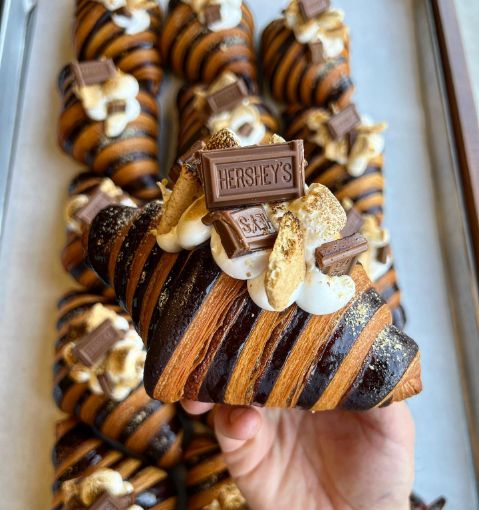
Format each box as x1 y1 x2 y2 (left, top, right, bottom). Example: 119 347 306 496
204 4 222 26
107 100 127 115
308 41 325 64
170 140 206 180
341 207 364 237
90 492 134 510
115 7 132 17
206 80 249 115
199 140 305 210
71 59 116 88
327 104 361 140
298 0 331 20
237 122 254 137
72 320 123 367
75 189 116 226
376 245 391 264
316 233 368 276
203 206 277 258
98 373 115 399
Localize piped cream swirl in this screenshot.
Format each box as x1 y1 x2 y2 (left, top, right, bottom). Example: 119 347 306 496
284 1 348 59
183 0 243 30
306 110 387 176
63 304 145 401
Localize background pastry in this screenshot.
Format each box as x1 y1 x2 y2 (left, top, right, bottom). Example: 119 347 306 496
58 59 161 200
171 72 280 180
61 172 138 293
161 0 256 89
283 104 407 328
52 417 177 509
73 0 164 94
261 0 353 107
54 291 183 468
185 421 247 510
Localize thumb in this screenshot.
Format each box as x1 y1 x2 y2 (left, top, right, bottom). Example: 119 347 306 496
213 405 277 479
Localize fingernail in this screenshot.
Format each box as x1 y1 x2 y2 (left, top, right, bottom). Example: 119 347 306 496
229 407 249 424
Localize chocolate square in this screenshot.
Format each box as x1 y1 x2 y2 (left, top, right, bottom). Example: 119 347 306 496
237 122 254 137
316 233 368 276
72 320 123 367
341 207 364 237
71 59 116 87
204 4 222 26
298 0 331 20
205 79 249 115
308 41 325 64
203 206 277 258
75 189 116 226
199 141 306 210
326 104 361 140
107 100 127 115
376 245 391 264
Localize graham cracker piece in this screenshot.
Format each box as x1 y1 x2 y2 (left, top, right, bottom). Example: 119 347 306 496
265 212 305 310
156 165 203 235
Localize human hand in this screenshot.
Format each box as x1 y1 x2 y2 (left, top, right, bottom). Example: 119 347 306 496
183 401 415 510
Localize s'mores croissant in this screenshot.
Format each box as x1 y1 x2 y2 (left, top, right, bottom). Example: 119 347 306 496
185 422 246 510
54 291 183 468
171 72 280 181
161 0 256 89
52 418 177 509
261 0 353 107
284 105 407 328
73 0 164 94
58 59 161 200
62 172 137 293
84 130 421 410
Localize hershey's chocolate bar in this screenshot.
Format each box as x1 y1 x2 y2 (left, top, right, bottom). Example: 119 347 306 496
199 141 305 209
341 207 364 237
327 104 361 140
71 59 116 87
75 189 117 225
298 0 331 19
72 320 122 367
316 232 368 277
204 3 222 25
206 79 249 115
203 206 277 258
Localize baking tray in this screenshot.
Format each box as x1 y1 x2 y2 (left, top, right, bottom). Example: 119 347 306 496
0 0 478 508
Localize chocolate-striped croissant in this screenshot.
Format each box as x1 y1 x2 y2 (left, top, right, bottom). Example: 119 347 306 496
261 3 353 107
160 0 256 89
54 290 183 469
284 106 407 328
61 172 138 293
171 77 280 181
58 62 161 200
52 418 177 509
185 422 246 510
73 0 164 94
85 201 421 410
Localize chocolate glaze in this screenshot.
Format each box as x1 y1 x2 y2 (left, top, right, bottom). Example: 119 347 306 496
253 307 311 406
340 325 418 410
297 288 383 409
144 245 222 397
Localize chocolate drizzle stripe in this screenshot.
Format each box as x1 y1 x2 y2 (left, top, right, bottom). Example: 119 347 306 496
296 288 383 409
118 398 161 444
340 326 419 410
253 308 311 405
146 254 233 400
197 297 262 403
114 201 163 309
143 246 220 393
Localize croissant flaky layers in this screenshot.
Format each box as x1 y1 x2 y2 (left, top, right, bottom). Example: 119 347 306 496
85 200 421 410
